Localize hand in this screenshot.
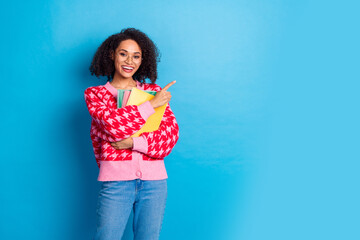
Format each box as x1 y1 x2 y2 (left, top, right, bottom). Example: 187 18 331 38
110 137 134 150
149 81 176 108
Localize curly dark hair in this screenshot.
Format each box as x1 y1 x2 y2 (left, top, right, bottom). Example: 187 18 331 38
89 28 161 84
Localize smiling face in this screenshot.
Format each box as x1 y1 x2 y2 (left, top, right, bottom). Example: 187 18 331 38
112 39 142 80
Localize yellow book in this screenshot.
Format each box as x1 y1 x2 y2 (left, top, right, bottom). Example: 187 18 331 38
126 87 167 137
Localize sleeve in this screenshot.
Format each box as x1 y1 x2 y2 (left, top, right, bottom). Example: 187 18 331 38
84 87 155 142
90 119 117 142
132 103 179 159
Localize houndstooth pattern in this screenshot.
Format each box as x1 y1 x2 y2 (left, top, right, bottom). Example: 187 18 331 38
141 104 179 160
84 83 179 168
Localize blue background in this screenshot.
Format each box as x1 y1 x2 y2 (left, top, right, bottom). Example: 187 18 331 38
1 0 359 239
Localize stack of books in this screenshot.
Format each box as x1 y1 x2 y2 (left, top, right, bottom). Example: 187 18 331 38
117 88 167 137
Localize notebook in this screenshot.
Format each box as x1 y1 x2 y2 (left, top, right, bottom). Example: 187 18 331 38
117 89 157 108
125 87 167 137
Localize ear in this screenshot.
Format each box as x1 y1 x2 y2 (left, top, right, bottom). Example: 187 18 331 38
110 50 114 60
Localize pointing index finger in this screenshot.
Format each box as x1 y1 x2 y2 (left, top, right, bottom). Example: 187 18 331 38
162 80 176 91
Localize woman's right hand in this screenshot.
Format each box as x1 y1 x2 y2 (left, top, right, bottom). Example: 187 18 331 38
149 81 176 108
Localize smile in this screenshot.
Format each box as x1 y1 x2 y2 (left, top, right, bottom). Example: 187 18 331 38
122 65 134 73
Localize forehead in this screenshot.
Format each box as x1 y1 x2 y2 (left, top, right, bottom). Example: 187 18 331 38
116 39 142 53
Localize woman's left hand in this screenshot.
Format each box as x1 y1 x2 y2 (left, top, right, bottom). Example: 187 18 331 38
110 137 134 150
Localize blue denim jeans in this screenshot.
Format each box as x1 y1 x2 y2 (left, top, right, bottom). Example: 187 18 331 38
93 179 167 240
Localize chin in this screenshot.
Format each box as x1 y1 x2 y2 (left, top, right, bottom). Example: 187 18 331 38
121 74 135 79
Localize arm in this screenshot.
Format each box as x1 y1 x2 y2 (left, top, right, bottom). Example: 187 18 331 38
132 103 179 159
90 133 102 168
90 119 118 142
84 88 155 142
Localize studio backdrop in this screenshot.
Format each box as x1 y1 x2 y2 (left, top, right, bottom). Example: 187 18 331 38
1 0 359 240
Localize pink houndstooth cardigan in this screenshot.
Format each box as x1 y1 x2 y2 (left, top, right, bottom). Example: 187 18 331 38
84 81 179 181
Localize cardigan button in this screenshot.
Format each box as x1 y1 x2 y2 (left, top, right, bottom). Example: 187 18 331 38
136 171 142 178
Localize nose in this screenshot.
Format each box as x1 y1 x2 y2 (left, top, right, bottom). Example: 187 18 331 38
125 55 133 64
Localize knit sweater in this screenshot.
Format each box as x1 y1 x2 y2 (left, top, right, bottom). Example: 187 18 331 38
84 81 179 181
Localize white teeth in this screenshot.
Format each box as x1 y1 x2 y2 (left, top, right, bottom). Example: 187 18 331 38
122 66 134 70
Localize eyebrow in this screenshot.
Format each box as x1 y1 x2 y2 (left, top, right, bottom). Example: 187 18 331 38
119 49 141 54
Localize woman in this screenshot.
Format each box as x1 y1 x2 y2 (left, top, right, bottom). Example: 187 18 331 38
84 28 179 240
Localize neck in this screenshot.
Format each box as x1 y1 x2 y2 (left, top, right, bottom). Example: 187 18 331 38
110 73 136 89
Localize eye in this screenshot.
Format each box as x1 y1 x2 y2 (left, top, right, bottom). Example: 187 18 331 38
119 52 126 57
134 55 140 59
